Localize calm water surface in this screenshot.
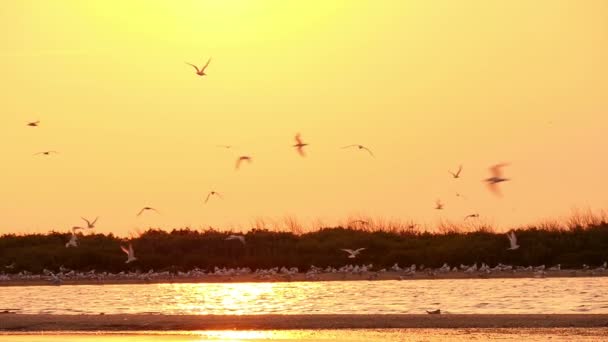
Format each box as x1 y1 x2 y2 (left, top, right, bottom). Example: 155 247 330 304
2 278 608 315
2 329 608 342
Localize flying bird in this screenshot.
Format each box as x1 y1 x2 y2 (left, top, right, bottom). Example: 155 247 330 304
506 231 520 250
137 207 159 216
342 144 375 157
341 248 366 259
449 165 463 179
235 156 252 170
435 200 444 210
485 163 510 195
205 191 222 204
216 145 233 149
349 220 369 226
121 243 137 263
186 58 211 76
81 217 98 229
65 233 78 248
27 121 40 127
225 234 246 245
34 151 58 156
293 133 308 157
464 213 479 220
427 309 441 315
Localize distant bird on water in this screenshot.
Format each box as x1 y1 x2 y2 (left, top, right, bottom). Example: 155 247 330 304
293 133 308 157
121 243 137 263
235 156 252 170
342 144 375 157
225 234 246 245
205 191 222 204
27 121 40 127
186 58 211 76
341 248 366 259
464 213 479 220
137 207 159 216
485 163 510 195
506 231 520 250
449 165 463 179
435 200 444 210
34 151 58 156
81 217 98 229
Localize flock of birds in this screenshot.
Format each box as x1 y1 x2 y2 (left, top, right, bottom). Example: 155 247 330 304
15 57 519 267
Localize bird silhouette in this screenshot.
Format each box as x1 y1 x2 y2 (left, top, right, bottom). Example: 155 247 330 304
205 191 222 204
235 156 252 170
34 151 58 156
507 231 520 250
186 58 211 76
137 207 159 216
293 133 308 157
485 163 510 196
121 243 137 263
27 121 40 127
435 200 444 210
342 248 366 258
225 234 246 245
464 213 479 220
449 165 463 178
342 144 375 157
81 217 98 229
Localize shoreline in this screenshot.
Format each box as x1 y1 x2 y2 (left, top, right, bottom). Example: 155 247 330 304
1 270 606 287
1 314 608 331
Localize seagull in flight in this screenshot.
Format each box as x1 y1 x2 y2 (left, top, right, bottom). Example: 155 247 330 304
27 121 40 127
235 156 252 170
506 231 520 250
225 234 246 245
435 200 444 210
186 58 211 76
427 309 441 315
341 248 366 259
293 133 308 157
65 233 78 248
81 217 98 229
205 191 222 204
464 213 479 220
449 165 463 179
342 144 375 157
485 163 510 195
121 243 137 263
137 207 159 216
34 151 58 156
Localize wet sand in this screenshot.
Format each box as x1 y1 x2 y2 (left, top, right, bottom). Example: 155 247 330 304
1 269 606 287
1 314 608 331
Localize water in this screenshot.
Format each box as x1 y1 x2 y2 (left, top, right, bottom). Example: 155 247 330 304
1 329 608 342
2 278 608 315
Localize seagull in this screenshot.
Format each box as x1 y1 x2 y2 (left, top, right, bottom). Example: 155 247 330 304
225 234 246 244
205 191 222 204
342 144 375 157
27 121 40 127
65 233 78 248
449 165 463 179
5 262 15 270
464 213 479 220
485 163 510 195
341 248 366 259
81 217 98 229
427 309 441 314
235 156 252 170
293 133 308 157
34 151 58 156
121 243 137 263
137 207 159 216
435 200 444 210
506 231 520 250
186 58 211 76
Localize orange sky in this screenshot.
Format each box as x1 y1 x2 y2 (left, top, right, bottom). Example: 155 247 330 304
0 0 607 235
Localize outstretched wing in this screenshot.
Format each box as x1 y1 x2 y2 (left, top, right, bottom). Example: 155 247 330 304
361 146 375 157
487 182 502 196
186 62 201 73
354 248 366 253
201 58 211 72
136 208 146 216
120 245 130 255
341 145 357 149
204 193 212 204
490 163 508 177
295 133 303 145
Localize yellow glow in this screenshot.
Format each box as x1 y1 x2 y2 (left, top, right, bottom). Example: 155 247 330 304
0 0 607 234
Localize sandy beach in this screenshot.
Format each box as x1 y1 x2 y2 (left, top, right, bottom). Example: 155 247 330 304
1 314 607 331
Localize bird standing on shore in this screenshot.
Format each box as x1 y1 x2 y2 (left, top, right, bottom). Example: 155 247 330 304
293 133 308 157
186 58 211 76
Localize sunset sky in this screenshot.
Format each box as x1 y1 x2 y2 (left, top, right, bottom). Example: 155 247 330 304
0 0 607 235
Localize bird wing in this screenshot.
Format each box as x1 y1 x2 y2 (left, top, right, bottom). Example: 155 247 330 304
341 145 357 149
295 134 303 145
91 217 98 225
186 62 201 73
136 208 146 216
129 244 135 256
297 146 306 157
201 58 211 72
486 182 502 196
120 245 130 255
456 165 463 176
354 248 366 253
361 146 375 157
81 217 91 226
204 193 212 204
490 163 507 177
